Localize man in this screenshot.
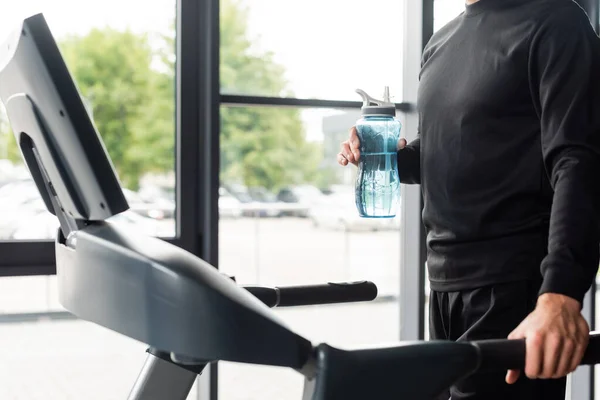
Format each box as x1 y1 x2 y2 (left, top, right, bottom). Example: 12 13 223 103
338 0 600 398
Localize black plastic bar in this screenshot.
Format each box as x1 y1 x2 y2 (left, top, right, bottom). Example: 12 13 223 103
244 281 378 308
473 331 600 371
473 338 526 371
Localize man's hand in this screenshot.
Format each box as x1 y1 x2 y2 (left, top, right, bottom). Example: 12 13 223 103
506 293 589 384
337 126 407 167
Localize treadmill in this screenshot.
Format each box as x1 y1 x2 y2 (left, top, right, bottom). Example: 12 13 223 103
0 13 598 400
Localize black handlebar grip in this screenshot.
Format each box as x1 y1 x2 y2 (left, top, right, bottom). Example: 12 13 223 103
244 281 378 308
275 281 378 307
473 332 600 371
581 332 600 365
473 339 526 371
244 286 279 308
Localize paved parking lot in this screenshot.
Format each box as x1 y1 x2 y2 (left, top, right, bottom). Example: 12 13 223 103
0 217 402 399
0 301 399 400
0 217 596 399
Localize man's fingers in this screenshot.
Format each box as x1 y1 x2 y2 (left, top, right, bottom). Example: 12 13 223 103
341 140 360 164
337 153 348 166
506 323 526 384
542 334 562 378
506 369 520 385
349 127 360 149
348 128 361 162
555 338 575 378
569 340 586 373
397 138 407 150
508 321 526 340
569 325 589 373
340 142 357 164
525 333 544 379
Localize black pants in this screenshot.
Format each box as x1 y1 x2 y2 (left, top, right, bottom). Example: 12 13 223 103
430 279 567 400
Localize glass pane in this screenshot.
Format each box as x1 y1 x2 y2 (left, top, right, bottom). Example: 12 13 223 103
218 105 401 399
0 275 202 400
0 0 176 241
220 0 404 101
434 0 466 32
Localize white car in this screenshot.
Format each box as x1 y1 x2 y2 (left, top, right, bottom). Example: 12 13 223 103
9 209 170 240
309 193 400 232
219 188 243 219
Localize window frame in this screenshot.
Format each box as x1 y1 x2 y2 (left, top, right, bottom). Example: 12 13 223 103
210 0 421 399
3 0 600 398
0 0 427 399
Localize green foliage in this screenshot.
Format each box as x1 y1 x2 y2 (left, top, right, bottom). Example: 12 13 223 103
220 106 313 191
220 0 290 97
219 0 318 191
0 0 324 192
59 28 175 190
0 106 21 163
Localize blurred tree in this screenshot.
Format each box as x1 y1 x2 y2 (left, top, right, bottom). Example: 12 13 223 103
59 28 175 190
0 0 324 192
219 0 318 192
0 106 21 163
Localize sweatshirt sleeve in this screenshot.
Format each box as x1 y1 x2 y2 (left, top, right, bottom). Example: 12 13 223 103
397 135 421 185
529 4 600 304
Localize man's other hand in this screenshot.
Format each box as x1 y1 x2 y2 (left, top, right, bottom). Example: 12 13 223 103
506 293 589 384
337 126 407 167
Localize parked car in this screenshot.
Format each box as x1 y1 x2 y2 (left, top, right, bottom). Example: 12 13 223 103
309 188 400 232
219 187 243 219
122 188 174 220
276 185 324 217
137 185 176 219
247 186 282 218
0 179 45 238
8 209 171 240
224 183 281 218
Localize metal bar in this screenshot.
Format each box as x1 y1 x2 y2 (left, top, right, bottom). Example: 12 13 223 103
0 236 184 276
422 0 435 49
128 352 197 400
0 241 55 271
591 280 597 399
197 0 220 398
0 310 75 323
568 3 597 399
0 263 55 276
569 288 594 400
418 0 434 341
177 0 202 256
398 0 430 342
220 94 413 112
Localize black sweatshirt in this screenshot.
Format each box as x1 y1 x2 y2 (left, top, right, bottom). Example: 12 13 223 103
397 0 600 303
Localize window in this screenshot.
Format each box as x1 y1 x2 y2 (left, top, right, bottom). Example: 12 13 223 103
434 0 465 32
0 0 177 242
220 0 404 101
218 105 402 399
218 1 405 395
0 1 183 399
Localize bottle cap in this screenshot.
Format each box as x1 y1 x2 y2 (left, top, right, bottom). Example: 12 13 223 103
356 87 396 116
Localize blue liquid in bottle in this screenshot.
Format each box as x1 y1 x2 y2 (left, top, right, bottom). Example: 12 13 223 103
355 87 401 218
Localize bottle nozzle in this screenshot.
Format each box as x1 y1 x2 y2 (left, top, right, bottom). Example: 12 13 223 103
355 87 394 107
356 88 376 107
383 86 391 103
355 87 396 116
